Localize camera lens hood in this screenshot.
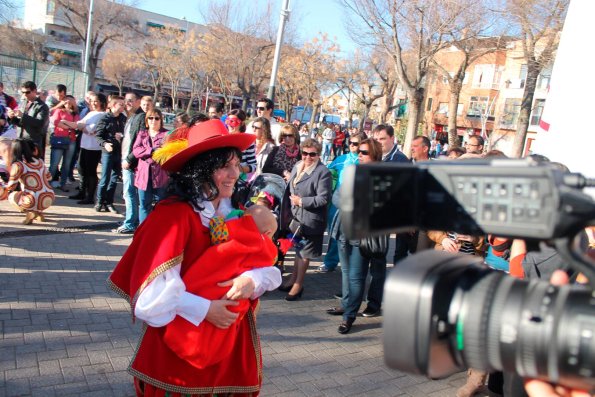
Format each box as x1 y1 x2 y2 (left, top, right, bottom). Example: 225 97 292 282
383 250 485 377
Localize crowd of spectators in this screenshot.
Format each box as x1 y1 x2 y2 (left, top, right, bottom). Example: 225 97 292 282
1 80 592 397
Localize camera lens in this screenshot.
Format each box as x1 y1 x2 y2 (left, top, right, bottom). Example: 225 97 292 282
383 250 595 391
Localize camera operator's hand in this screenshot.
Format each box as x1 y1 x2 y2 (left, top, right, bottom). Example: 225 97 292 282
441 237 459 253
523 270 591 397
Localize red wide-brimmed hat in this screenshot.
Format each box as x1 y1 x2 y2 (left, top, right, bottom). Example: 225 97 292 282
153 119 255 172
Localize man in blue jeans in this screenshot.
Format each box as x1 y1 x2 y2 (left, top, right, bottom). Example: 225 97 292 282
113 94 152 234
96 96 126 213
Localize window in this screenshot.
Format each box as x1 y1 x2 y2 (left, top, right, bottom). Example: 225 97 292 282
537 68 551 90
530 99 546 126
467 96 489 117
426 98 433 111
147 21 165 30
519 64 528 89
437 102 449 114
457 103 464 115
47 0 55 14
500 98 522 129
472 65 504 89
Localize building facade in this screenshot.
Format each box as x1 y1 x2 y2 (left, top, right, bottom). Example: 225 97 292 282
421 40 551 156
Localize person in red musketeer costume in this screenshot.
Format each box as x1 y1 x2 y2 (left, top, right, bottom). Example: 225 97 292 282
164 204 279 369
108 119 282 397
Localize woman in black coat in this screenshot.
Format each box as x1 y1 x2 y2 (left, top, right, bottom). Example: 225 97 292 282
279 138 332 301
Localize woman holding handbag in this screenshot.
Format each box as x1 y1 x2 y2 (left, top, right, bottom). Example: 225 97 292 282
328 138 386 334
278 138 332 301
132 108 169 224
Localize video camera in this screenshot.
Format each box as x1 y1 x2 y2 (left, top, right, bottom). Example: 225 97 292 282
339 158 595 392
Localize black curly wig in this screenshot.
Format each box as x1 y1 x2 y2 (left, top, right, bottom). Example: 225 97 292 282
168 146 243 210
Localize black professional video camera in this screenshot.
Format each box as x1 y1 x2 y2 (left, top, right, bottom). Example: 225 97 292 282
339 158 595 392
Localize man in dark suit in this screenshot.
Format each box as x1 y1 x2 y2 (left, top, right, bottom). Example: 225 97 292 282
7 81 50 158
360 125 411 318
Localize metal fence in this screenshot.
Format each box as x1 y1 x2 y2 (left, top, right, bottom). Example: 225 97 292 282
0 53 87 99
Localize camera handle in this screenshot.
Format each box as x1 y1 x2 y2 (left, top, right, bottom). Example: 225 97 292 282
554 236 595 290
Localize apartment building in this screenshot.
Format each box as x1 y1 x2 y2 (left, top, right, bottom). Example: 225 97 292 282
22 0 205 96
422 40 551 155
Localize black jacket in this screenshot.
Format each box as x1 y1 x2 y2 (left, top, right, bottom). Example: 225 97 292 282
96 111 127 154
12 98 50 142
124 109 146 168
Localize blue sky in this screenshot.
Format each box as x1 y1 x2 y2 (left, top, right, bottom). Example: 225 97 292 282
135 0 356 54
12 0 356 55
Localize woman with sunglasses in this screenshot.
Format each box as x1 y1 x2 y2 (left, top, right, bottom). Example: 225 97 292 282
329 138 384 334
262 124 301 181
279 138 332 300
318 133 364 273
225 109 256 178
132 109 169 223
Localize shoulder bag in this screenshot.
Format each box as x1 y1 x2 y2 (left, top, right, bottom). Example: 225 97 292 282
359 234 389 259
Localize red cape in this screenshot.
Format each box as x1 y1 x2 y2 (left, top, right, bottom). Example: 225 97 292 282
108 200 263 396
163 215 277 369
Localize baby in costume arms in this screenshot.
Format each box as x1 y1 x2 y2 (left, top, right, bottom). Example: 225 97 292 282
163 204 278 369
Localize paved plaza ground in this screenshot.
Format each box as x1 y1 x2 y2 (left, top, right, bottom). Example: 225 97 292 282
0 183 485 397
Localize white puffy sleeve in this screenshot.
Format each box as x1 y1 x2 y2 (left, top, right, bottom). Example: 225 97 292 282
134 264 211 327
242 266 282 299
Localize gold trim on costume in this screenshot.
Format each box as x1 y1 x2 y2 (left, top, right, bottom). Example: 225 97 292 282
128 308 262 395
130 253 184 313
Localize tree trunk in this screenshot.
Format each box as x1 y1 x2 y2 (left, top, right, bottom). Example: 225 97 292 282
186 83 195 113
447 80 462 148
309 103 320 128
87 61 97 90
511 63 539 158
241 93 250 112
153 82 160 104
380 93 394 124
402 89 424 157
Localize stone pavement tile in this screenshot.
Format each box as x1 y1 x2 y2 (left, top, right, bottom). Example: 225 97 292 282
87 349 110 365
60 365 84 383
31 385 58 397
270 374 299 391
271 391 308 397
53 381 91 395
36 349 68 362
15 352 37 369
295 379 326 396
2 380 30 397
59 355 91 368
260 381 283 395
5 365 39 380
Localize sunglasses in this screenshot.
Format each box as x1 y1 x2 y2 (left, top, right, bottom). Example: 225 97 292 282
349 141 360 146
226 118 241 125
301 151 319 157
147 116 161 120
21 90 31 95
281 134 294 139
252 125 262 130
358 150 370 155
256 106 267 111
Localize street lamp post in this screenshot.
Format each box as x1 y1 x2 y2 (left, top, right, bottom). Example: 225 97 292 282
267 0 291 103
82 0 95 91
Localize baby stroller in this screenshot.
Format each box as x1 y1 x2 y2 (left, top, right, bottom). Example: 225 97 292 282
244 173 291 272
